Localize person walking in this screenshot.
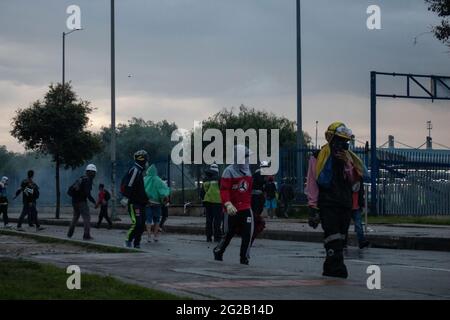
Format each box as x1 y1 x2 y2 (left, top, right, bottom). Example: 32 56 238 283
144 164 170 243
67 164 97 240
159 177 170 232
264 176 278 219
251 161 269 244
122 150 149 249
16 170 43 232
213 145 254 265
347 178 370 249
279 178 295 218
203 164 223 242
0 176 11 229
305 122 364 278
95 184 112 229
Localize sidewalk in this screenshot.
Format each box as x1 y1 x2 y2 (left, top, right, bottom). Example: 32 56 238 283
6 209 450 252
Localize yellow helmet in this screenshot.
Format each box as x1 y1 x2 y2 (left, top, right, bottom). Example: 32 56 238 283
325 122 353 142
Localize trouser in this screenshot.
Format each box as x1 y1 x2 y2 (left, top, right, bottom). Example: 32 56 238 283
126 203 146 247
160 205 169 228
97 205 112 227
281 200 292 216
0 205 8 225
205 203 223 240
352 209 366 244
17 203 39 228
251 194 266 243
214 209 254 260
68 202 91 239
320 206 351 278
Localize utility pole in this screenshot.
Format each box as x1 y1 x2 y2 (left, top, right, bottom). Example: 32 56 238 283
296 0 304 193
315 121 318 149
110 0 117 219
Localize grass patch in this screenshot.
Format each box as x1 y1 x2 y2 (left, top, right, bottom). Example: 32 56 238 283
0 258 184 300
0 229 137 254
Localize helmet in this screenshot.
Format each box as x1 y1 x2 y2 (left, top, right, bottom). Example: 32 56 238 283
86 164 97 172
1 176 8 184
134 150 149 167
209 163 219 173
234 144 253 164
325 122 353 142
260 161 269 168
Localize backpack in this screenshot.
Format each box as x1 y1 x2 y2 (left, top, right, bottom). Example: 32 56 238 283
67 177 83 198
104 190 111 202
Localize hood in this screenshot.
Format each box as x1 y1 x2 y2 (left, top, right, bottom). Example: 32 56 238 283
146 164 157 178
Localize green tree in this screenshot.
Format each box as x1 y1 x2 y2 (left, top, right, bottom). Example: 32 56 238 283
426 0 450 47
11 83 102 218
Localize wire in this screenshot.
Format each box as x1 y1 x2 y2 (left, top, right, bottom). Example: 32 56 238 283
433 141 450 150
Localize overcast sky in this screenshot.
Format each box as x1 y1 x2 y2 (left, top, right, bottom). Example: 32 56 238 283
1 0 449 152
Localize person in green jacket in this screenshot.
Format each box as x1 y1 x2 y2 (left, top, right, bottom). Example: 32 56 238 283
144 164 170 242
202 164 223 242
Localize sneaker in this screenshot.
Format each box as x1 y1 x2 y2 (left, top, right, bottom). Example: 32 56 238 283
124 240 132 248
283 213 289 218
240 257 249 265
4 224 12 229
16 227 25 232
147 237 152 243
36 226 45 231
134 244 141 249
359 240 370 249
83 236 94 241
213 249 223 261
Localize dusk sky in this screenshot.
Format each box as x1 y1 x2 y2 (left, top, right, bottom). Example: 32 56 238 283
1 0 449 152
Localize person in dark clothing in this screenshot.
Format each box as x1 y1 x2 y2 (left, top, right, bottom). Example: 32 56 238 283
95 184 112 229
251 161 268 244
159 178 170 231
0 176 11 228
279 178 295 218
67 164 97 240
306 122 364 279
264 176 278 219
122 150 149 249
202 164 223 242
16 170 43 231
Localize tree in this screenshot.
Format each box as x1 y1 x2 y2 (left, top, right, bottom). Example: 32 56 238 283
11 83 102 218
426 0 450 47
202 104 311 150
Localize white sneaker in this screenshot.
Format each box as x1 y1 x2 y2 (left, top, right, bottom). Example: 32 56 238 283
4 224 12 229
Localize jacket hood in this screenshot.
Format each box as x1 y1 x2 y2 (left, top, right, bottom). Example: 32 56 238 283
146 164 157 177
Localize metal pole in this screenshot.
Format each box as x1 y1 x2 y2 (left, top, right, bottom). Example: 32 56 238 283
296 0 304 193
62 32 65 87
364 183 369 233
110 0 117 219
315 121 318 149
181 162 185 205
370 71 378 215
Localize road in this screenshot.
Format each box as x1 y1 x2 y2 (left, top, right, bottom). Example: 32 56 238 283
9 224 450 300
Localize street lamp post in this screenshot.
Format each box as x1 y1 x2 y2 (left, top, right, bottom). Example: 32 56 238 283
296 0 304 194
62 28 82 87
110 0 117 220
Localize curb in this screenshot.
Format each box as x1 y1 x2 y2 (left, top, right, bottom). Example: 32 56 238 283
8 218 450 252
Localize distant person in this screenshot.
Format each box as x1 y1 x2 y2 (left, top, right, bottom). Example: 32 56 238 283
202 164 223 242
279 178 295 218
121 150 149 249
0 176 11 229
95 184 112 229
264 176 278 219
251 161 269 244
16 170 43 232
144 164 170 243
214 145 254 265
159 177 170 232
346 178 370 249
67 164 97 240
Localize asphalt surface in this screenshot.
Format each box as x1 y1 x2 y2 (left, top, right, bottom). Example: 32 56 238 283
10 224 450 300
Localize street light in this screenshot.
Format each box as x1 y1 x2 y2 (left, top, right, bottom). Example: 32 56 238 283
110 0 117 220
296 0 304 194
62 28 83 87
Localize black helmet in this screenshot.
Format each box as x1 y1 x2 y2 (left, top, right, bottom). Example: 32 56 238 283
134 150 149 166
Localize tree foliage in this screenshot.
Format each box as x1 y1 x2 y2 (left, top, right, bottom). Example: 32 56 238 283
426 0 450 47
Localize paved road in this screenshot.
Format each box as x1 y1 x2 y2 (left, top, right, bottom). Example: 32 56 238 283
14 224 450 300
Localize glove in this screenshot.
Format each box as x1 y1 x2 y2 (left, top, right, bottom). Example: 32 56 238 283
224 201 238 216
308 207 320 229
120 197 129 207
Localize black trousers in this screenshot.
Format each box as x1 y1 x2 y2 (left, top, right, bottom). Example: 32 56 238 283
251 194 265 216
97 205 112 227
17 203 39 228
204 202 223 240
215 209 254 260
68 202 91 239
320 206 351 275
0 205 8 225
160 205 168 228
126 204 146 247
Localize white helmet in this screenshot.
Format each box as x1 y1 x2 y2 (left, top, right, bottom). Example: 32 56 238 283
86 164 97 172
209 163 219 173
1 176 8 184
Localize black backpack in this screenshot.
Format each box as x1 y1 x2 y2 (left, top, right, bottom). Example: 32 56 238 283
104 190 111 202
67 177 83 198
